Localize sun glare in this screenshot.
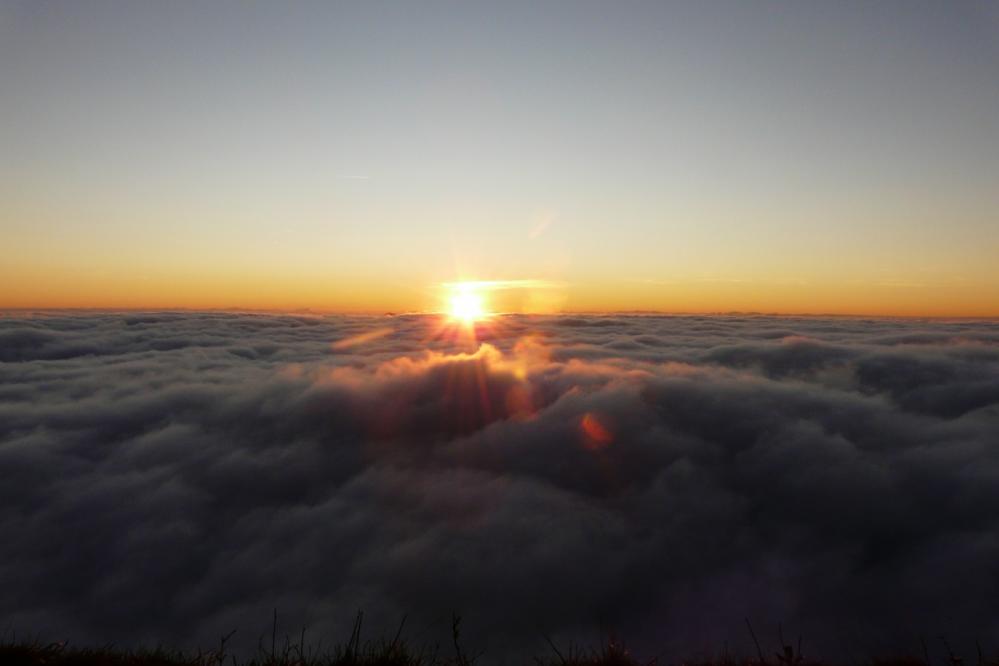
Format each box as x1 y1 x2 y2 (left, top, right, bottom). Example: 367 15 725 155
448 285 487 324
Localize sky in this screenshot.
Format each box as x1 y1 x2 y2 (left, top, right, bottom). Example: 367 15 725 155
2 1 999 315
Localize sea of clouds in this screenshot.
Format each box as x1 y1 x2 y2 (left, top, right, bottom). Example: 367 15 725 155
2 312 998 661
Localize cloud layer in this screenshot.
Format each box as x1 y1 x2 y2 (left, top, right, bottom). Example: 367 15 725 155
2 312 998 660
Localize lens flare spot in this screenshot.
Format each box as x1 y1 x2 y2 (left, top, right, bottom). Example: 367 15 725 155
580 412 614 450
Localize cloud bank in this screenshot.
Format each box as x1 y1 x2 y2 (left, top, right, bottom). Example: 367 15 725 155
1 312 998 660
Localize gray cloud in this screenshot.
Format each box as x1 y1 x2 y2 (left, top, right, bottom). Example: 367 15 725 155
1 312 998 661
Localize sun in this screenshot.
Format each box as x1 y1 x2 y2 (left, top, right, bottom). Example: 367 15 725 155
448 284 488 324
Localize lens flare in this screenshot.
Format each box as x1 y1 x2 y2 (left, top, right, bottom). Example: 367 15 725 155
580 412 614 450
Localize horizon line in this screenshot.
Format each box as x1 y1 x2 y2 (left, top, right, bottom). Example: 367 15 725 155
3 306 998 321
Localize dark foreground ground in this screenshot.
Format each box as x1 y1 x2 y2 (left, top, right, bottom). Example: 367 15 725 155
3 618 996 666
0 641 973 666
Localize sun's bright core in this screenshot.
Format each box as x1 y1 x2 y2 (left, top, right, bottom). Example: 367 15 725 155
449 286 487 324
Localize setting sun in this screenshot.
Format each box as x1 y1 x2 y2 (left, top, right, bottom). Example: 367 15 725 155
448 284 487 324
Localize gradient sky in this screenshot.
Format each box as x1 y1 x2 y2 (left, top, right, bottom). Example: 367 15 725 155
2 1 998 315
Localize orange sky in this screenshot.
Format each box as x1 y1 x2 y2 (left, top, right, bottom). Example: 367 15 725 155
4 260 998 317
